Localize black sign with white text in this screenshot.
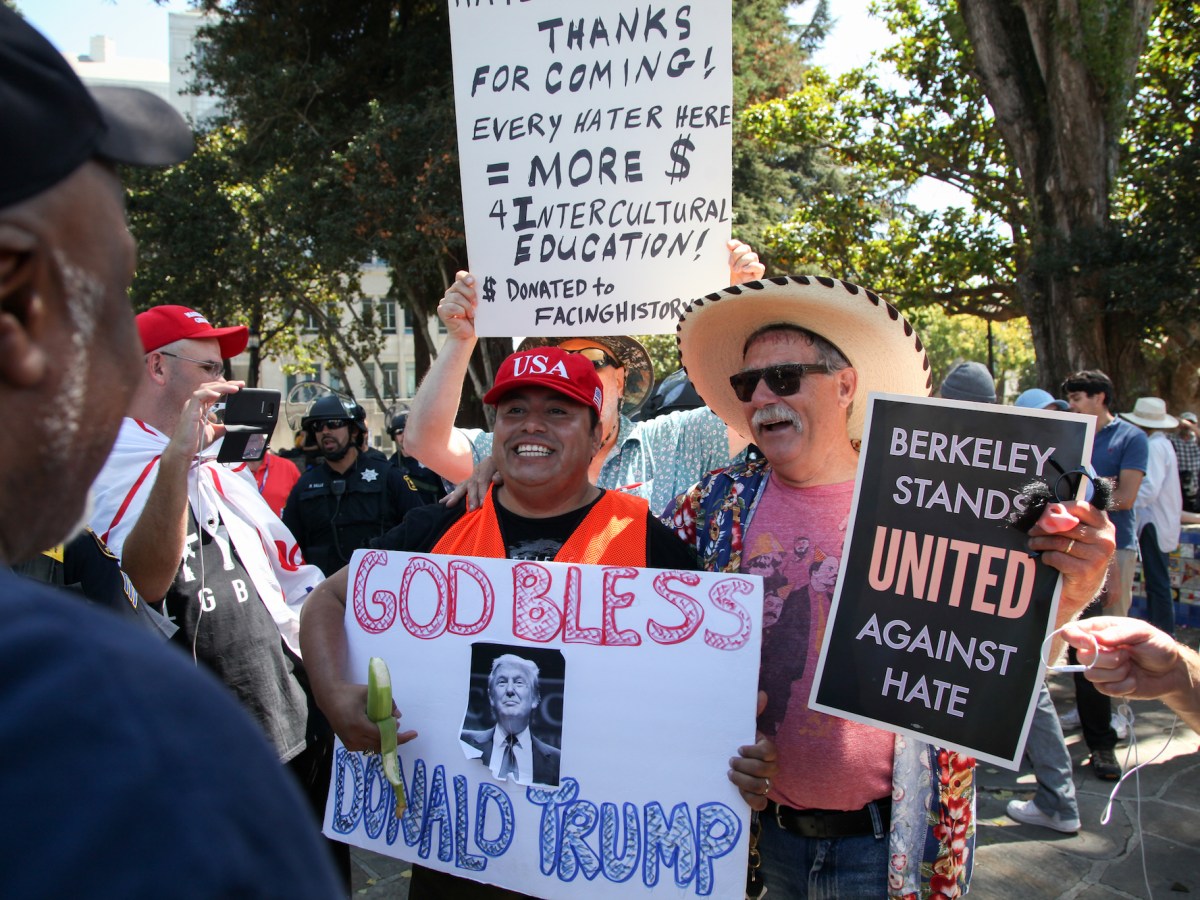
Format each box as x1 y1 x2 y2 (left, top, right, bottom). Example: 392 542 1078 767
810 395 1094 768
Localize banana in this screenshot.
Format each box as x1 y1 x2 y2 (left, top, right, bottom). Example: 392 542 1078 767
366 656 407 816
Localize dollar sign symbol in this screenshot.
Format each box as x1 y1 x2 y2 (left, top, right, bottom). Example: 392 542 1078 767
665 134 694 183
482 276 497 303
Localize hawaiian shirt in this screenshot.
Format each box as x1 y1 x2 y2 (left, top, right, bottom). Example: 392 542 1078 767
664 457 975 900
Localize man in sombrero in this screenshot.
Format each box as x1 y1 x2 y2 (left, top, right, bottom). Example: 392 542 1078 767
664 275 1117 898
402 241 764 516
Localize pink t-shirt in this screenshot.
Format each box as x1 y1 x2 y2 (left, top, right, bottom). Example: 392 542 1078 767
744 474 893 811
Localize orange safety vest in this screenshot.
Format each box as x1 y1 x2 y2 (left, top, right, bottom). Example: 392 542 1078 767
432 487 648 566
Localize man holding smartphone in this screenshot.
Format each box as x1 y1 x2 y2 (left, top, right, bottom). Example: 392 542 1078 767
89 304 350 882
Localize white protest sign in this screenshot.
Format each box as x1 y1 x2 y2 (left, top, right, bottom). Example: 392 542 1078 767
325 549 763 899
448 0 733 337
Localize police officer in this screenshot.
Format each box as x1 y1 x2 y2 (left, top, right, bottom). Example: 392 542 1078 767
282 396 422 575
388 413 447 505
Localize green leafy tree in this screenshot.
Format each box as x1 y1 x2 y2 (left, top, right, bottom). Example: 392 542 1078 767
129 0 831 420
743 0 1193 405
1107 0 1200 406
126 127 387 395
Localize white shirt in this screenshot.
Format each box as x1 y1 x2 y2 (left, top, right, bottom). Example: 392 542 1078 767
1135 431 1183 552
89 418 322 655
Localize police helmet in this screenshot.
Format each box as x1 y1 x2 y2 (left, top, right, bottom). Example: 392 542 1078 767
301 394 366 435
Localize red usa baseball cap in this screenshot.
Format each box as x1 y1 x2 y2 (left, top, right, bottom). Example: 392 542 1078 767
137 305 250 359
484 347 604 417
0 6 194 209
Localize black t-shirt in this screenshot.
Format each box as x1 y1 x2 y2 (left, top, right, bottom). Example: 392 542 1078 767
0 570 341 898
373 489 699 570
163 506 310 761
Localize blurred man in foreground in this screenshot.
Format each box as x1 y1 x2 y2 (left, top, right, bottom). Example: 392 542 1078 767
0 8 339 894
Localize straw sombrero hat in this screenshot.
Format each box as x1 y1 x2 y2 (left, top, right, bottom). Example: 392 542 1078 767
516 334 653 415
676 276 932 441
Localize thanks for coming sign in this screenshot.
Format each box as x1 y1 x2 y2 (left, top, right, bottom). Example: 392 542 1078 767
449 0 733 337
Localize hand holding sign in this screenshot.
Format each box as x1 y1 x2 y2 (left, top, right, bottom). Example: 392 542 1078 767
728 690 777 812
436 271 479 342
1027 499 1116 629
727 239 764 284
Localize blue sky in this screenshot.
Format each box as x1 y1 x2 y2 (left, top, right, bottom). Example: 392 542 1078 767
19 0 194 60
21 0 890 70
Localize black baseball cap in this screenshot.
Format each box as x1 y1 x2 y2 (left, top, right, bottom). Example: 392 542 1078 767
0 6 195 209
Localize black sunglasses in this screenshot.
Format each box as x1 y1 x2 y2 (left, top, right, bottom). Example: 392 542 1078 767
564 347 619 371
729 363 832 402
309 418 349 432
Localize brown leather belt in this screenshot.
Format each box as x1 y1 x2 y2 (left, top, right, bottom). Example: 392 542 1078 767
767 797 891 839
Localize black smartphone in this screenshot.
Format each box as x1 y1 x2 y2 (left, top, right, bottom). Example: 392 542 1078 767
216 388 281 464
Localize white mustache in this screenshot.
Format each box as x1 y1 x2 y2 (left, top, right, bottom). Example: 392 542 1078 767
751 403 802 431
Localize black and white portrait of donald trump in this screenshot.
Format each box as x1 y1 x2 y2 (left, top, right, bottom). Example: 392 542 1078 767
460 651 561 787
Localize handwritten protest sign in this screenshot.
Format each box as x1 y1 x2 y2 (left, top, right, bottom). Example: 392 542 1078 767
810 396 1095 769
448 0 733 337
325 549 763 898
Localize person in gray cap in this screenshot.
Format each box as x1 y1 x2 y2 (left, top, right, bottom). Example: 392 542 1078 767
938 360 997 403
1168 410 1200 513
0 9 339 895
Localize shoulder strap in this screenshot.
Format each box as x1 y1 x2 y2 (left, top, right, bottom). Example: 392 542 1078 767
432 487 505 557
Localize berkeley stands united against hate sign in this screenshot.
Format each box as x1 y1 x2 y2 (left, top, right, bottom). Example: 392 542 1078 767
812 396 1094 768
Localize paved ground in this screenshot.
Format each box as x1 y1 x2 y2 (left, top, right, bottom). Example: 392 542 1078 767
349 626 1200 899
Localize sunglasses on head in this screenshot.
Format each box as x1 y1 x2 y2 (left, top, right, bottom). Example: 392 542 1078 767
309 418 349 432
729 363 833 402
564 347 619 371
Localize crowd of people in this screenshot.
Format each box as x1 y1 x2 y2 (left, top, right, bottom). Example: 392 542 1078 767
4 7 1198 899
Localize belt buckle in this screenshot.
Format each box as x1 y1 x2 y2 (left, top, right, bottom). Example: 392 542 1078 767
773 801 787 831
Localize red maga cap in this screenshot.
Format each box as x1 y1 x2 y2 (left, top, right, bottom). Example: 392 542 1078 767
137 305 249 359
483 347 604 417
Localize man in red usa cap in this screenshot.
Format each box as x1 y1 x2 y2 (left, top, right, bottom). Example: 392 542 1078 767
299 345 778 897
89 299 352 881
136 303 252 360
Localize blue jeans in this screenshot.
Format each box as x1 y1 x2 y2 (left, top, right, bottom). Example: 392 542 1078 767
1139 523 1175 637
1024 682 1078 819
755 806 888 898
